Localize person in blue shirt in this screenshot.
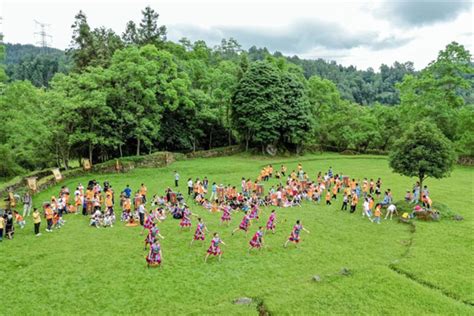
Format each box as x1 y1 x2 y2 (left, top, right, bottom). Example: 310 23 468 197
123 185 132 199
210 183 217 201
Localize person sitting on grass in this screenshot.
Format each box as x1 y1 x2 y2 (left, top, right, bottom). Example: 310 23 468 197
90 209 102 228
13 210 25 229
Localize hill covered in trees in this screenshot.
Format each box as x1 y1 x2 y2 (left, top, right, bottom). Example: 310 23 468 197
0 6 472 177
5 42 415 105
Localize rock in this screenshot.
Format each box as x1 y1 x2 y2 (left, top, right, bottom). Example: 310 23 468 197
453 215 464 221
340 268 352 276
312 275 322 282
234 297 253 305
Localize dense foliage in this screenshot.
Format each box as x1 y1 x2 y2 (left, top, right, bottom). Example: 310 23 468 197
0 6 472 176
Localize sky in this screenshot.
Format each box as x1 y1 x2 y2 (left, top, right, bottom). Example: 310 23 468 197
1 0 472 70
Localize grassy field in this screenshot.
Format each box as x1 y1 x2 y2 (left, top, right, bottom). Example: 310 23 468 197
1 153 473 315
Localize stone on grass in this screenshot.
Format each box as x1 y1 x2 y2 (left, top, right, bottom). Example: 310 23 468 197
234 297 253 305
453 214 464 221
340 268 352 276
312 275 322 282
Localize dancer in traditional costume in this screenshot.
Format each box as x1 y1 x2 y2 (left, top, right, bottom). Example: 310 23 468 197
232 213 251 235
265 210 276 234
190 218 208 245
249 226 264 251
284 220 310 248
144 223 164 250
205 233 225 262
146 239 162 268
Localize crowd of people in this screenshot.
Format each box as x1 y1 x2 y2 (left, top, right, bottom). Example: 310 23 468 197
0 162 436 268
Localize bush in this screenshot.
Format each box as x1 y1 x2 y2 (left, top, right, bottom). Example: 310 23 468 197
0 145 24 177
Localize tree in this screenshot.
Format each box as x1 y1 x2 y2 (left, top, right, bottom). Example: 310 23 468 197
232 61 283 151
122 21 139 45
389 122 456 194
138 6 167 47
68 10 95 71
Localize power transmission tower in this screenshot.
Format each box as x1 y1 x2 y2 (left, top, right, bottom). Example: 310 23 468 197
34 19 52 53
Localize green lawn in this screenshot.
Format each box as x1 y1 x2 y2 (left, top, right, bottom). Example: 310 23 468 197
1 153 473 315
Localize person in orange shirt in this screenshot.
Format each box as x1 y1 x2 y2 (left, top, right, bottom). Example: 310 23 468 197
74 193 82 215
122 197 132 222
350 193 358 213
140 183 147 203
105 189 114 213
373 204 382 224
13 211 25 229
331 185 338 200
325 191 331 205
85 188 94 215
44 203 54 232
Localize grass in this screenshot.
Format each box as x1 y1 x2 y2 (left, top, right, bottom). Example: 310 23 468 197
1 153 473 315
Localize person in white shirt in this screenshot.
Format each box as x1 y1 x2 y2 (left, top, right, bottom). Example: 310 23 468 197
187 178 193 196
138 204 146 226
174 171 180 187
362 198 373 221
385 204 398 220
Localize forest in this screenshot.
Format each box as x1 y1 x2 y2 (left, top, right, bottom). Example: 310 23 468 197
0 6 472 176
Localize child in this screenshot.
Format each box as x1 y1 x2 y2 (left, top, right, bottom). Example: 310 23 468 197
373 204 382 224
103 213 113 228
90 209 102 228
385 204 398 220
350 193 358 213
284 220 310 248
362 198 373 222
32 208 41 236
0 214 4 242
265 210 276 234
325 191 331 205
13 211 25 229
190 218 208 245
146 239 162 268
249 226 264 251
5 212 14 239
404 191 412 202
44 203 54 232
341 194 348 211
232 214 251 235
205 233 225 262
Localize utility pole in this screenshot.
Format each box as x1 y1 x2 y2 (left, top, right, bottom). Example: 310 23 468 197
34 19 52 53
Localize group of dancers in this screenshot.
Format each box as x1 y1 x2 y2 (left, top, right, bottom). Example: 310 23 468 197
2 162 436 270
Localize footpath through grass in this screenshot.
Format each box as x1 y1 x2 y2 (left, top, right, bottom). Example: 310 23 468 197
1 154 472 314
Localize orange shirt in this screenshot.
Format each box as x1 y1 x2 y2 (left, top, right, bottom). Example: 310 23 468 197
351 196 358 206
45 207 53 219
325 192 331 201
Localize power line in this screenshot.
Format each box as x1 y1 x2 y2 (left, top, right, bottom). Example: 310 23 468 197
34 19 52 52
